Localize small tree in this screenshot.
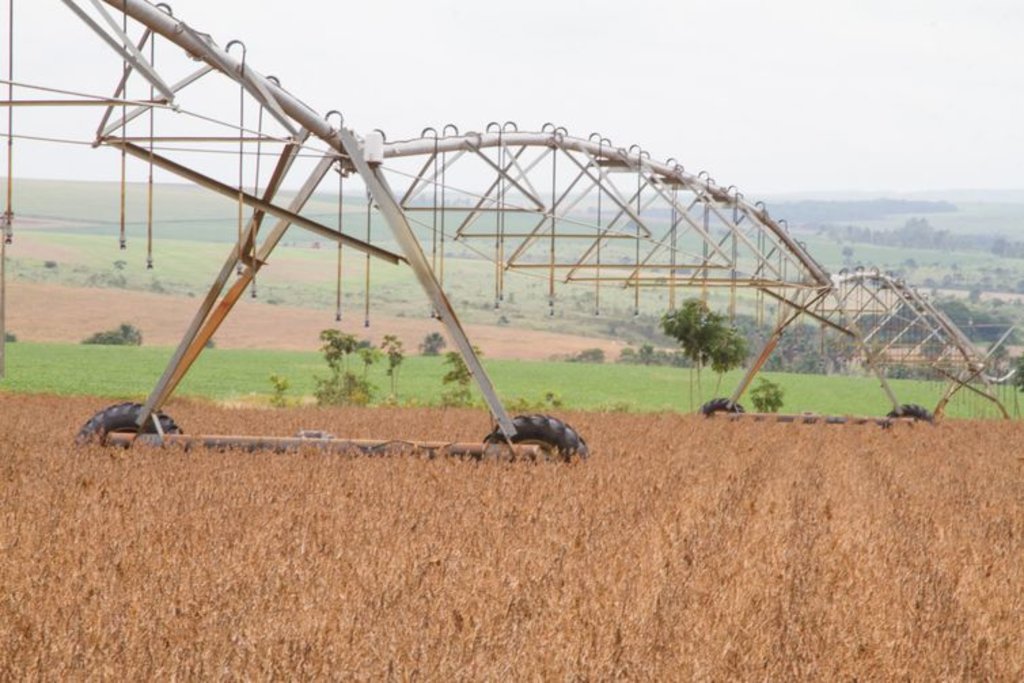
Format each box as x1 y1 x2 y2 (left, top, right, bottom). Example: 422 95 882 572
314 329 374 406
381 334 405 398
420 331 446 356
637 343 656 365
268 374 290 408
661 299 747 406
709 327 748 394
358 346 382 379
750 377 784 413
440 347 481 407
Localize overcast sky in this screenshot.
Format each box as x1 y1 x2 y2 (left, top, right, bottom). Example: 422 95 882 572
5 0 1023 195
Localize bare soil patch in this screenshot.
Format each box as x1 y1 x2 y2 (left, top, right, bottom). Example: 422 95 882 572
5 281 627 360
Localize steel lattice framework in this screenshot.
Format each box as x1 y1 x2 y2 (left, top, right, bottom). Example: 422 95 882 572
0 0 1011 429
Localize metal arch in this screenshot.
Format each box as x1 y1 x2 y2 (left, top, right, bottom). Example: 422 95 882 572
27 0 1009 424
380 130 832 292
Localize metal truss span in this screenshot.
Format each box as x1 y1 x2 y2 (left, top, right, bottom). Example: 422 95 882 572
817 269 1010 418
381 129 831 300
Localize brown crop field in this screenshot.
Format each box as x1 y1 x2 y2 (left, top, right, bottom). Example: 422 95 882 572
2 393 1023 679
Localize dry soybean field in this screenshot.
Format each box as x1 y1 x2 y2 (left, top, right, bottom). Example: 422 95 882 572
2 393 1023 679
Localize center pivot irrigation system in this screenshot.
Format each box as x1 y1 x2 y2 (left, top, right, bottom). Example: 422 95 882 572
0 0 1013 458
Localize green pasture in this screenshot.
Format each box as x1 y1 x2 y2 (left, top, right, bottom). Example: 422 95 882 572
1 342 1014 419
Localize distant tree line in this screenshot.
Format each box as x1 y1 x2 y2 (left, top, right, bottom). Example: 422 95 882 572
774 199 956 225
821 217 1024 261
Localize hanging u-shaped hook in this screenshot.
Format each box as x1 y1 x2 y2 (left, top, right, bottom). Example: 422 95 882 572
225 39 247 75
325 109 343 127
503 121 517 132
442 123 459 137
485 121 501 133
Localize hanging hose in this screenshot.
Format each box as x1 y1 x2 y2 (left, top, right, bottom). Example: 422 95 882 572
118 6 127 250
327 110 345 322
1 0 13 379
591 134 604 316
549 139 557 316
4 0 13 244
629 144 644 317
145 22 155 269
439 123 458 295
249 76 269 299
364 190 372 327
335 168 344 321
226 40 246 276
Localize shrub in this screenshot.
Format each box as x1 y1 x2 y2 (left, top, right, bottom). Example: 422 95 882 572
314 329 375 406
568 348 605 364
268 374 289 408
4 331 15 342
82 323 142 346
750 378 785 413
440 348 481 407
419 332 446 356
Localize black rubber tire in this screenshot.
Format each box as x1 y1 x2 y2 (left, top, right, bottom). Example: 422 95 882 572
886 403 934 423
75 402 182 446
700 398 745 417
484 414 589 461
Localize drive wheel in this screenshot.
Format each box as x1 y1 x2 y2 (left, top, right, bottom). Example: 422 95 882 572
75 402 182 446
700 398 745 417
886 403 934 422
484 414 589 461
